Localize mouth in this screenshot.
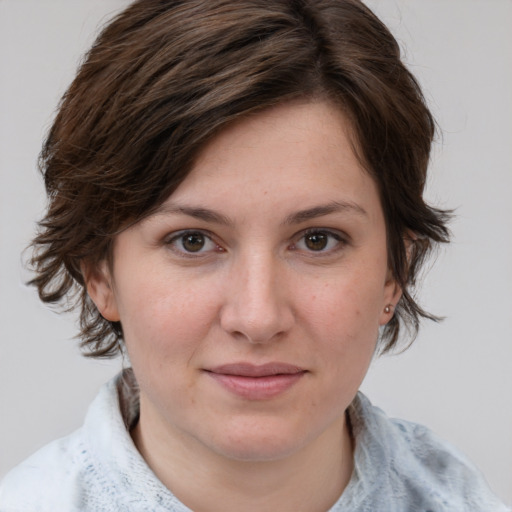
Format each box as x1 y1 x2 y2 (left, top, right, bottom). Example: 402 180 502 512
204 363 307 400
207 362 305 377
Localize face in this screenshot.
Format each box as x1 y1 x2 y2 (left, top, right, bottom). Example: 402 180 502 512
87 100 400 463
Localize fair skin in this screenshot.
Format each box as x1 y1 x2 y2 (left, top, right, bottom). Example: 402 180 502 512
86 100 401 512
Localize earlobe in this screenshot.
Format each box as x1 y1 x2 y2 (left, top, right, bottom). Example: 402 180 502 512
379 233 414 325
379 274 402 326
81 261 120 322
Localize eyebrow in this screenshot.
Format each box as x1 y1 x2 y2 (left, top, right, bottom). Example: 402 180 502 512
153 204 233 226
283 201 368 225
152 200 367 226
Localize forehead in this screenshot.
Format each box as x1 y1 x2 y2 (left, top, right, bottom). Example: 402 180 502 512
193 100 358 174
154 100 382 223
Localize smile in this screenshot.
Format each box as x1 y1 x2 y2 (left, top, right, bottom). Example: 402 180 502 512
205 363 307 400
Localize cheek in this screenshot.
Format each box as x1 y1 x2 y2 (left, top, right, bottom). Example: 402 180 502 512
299 269 384 374
307 272 385 335
114 271 220 362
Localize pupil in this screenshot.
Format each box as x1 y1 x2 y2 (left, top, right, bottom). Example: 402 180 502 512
182 233 205 252
305 232 328 251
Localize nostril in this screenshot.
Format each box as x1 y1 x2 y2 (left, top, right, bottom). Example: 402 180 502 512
220 303 293 345
219 263 294 343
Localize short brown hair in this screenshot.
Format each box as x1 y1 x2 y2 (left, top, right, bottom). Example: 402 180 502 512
30 0 450 357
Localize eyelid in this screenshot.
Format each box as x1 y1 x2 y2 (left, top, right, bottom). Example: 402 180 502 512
164 229 224 257
290 228 348 254
162 227 348 259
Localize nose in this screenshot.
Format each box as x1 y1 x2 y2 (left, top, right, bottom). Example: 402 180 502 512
219 251 295 344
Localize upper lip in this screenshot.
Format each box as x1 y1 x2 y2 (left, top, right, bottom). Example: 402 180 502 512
206 363 305 377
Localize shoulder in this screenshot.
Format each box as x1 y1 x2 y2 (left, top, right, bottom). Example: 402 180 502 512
0 375 122 512
346 393 510 511
0 371 183 512
0 429 88 512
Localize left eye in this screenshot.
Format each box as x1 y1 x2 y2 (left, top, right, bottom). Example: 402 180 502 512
294 230 343 252
167 231 219 254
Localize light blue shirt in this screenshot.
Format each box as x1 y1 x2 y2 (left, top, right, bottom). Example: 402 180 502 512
1 371 509 511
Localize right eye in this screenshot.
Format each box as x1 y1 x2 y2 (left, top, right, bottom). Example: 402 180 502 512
166 230 221 255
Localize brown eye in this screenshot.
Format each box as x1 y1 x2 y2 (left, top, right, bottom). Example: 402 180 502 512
293 230 344 254
167 230 221 257
181 232 206 252
304 232 329 251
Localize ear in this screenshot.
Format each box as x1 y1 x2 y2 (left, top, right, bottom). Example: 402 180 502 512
379 232 415 326
379 270 402 326
81 260 120 322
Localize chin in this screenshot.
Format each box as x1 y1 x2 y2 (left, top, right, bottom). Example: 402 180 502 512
212 438 305 463
202 418 318 463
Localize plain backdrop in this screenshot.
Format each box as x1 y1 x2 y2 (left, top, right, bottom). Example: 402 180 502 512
1 0 511 505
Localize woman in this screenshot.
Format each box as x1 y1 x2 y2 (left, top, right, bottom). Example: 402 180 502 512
0 0 509 510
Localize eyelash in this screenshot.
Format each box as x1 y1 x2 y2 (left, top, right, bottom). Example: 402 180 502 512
165 230 223 257
164 228 347 258
290 229 347 255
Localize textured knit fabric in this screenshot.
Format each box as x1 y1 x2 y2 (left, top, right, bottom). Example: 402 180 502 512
0 370 509 512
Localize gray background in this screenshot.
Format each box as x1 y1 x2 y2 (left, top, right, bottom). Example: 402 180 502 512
1 0 511 504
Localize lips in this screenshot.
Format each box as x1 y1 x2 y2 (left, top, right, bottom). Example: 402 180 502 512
205 363 306 400
208 362 304 377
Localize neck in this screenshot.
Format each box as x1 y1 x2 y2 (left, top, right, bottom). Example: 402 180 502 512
132 403 354 512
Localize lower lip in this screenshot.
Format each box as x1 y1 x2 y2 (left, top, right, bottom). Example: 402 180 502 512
206 372 305 400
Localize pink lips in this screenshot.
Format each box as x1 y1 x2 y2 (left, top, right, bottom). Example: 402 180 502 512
205 363 306 400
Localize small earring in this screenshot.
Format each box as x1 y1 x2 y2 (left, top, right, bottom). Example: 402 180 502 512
384 304 394 314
